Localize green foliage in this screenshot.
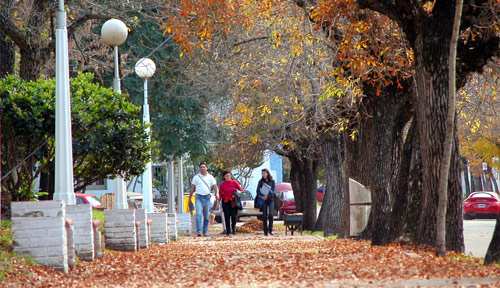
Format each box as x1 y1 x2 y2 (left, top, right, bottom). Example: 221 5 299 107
121 12 215 162
1 73 152 200
70 72 151 190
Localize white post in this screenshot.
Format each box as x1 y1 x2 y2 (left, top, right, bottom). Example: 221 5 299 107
142 79 154 213
134 58 156 213
177 157 184 213
101 19 129 210
168 161 175 213
53 0 75 205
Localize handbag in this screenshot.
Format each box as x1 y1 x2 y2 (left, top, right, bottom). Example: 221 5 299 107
233 190 243 210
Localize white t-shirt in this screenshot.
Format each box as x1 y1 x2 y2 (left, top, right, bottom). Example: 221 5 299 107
191 173 217 196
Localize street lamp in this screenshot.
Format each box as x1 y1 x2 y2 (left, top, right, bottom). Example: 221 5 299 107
134 58 156 213
101 19 129 209
53 0 75 205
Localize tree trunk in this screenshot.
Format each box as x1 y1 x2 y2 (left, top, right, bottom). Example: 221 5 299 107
412 12 464 252
389 118 417 241
436 0 463 257
314 133 344 235
485 207 500 264
288 153 319 231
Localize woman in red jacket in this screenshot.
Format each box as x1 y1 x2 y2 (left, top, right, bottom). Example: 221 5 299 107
219 170 242 236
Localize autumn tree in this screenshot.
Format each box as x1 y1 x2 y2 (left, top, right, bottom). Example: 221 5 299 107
358 0 500 252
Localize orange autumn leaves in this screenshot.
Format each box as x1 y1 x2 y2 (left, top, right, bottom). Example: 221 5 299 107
1 236 500 287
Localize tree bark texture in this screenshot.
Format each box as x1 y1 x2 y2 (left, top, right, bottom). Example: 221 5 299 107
315 133 345 235
0 0 14 78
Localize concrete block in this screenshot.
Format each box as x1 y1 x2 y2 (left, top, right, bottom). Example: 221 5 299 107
11 201 65 218
104 209 137 252
167 213 178 241
135 209 149 249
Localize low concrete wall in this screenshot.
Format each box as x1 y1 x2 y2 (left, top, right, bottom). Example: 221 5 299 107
148 213 169 244
66 204 94 261
167 213 178 241
104 209 137 251
177 213 191 236
11 201 69 272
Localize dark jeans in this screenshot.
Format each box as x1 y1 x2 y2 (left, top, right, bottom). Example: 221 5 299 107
262 199 274 235
222 200 237 234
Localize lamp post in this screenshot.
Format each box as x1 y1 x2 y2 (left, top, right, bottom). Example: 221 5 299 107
53 0 75 205
134 58 156 213
101 19 129 209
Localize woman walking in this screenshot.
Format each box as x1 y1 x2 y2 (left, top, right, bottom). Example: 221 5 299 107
256 169 276 236
219 170 242 236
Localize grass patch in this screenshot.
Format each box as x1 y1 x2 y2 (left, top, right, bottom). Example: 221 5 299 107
0 220 39 279
92 209 105 234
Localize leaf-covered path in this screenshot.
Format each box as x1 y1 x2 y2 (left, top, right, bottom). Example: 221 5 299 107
2 230 500 287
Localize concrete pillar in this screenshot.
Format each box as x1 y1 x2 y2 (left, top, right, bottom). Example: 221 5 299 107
104 209 137 251
167 213 178 241
66 204 94 261
11 201 69 272
135 209 149 248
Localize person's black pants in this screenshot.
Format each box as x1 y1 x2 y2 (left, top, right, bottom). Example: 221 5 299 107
222 200 237 235
262 200 275 235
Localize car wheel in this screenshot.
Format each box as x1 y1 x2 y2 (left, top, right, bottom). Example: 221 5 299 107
215 216 222 223
278 211 283 220
463 213 472 220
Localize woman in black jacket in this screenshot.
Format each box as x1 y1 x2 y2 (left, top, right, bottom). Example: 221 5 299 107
256 169 276 236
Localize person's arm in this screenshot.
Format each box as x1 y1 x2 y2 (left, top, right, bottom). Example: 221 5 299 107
213 183 219 201
256 180 263 196
235 181 242 192
189 184 195 200
218 183 224 201
270 180 276 194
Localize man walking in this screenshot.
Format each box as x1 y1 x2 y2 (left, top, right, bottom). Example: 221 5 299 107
189 162 219 236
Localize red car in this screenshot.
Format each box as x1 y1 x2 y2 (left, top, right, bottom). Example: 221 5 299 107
75 193 102 209
276 190 296 220
463 191 500 220
317 186 326 202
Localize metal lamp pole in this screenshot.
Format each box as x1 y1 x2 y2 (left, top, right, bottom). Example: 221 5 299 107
101 19 129 209
134 58 156 213
53 0 75 205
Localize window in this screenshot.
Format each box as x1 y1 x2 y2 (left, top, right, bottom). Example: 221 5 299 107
86 178 107 190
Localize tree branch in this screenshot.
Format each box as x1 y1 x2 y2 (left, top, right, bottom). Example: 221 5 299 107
0 13 29 51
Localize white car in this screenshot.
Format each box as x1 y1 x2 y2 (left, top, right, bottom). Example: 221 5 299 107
214 190 262 222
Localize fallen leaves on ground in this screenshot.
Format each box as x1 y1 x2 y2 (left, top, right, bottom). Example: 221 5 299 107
1 234 500 287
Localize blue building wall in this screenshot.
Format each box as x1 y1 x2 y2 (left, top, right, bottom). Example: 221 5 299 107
270 152 283 183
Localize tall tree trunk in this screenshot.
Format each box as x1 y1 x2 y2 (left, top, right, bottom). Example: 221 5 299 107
436 0 463 257
288 154 319 231
412 12 464 252
389 118 417 241
314 133 344 235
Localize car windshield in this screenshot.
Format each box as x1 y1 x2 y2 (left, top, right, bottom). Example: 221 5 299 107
86 196 101 207
241 191 253 201
471 193 495 199
283 191 294 200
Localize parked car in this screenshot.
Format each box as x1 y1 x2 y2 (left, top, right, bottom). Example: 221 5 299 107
274 182 293 217
317 185 326 202
276 190 296 220
463 191 500 219
75 193 102 209
127 191 143 209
